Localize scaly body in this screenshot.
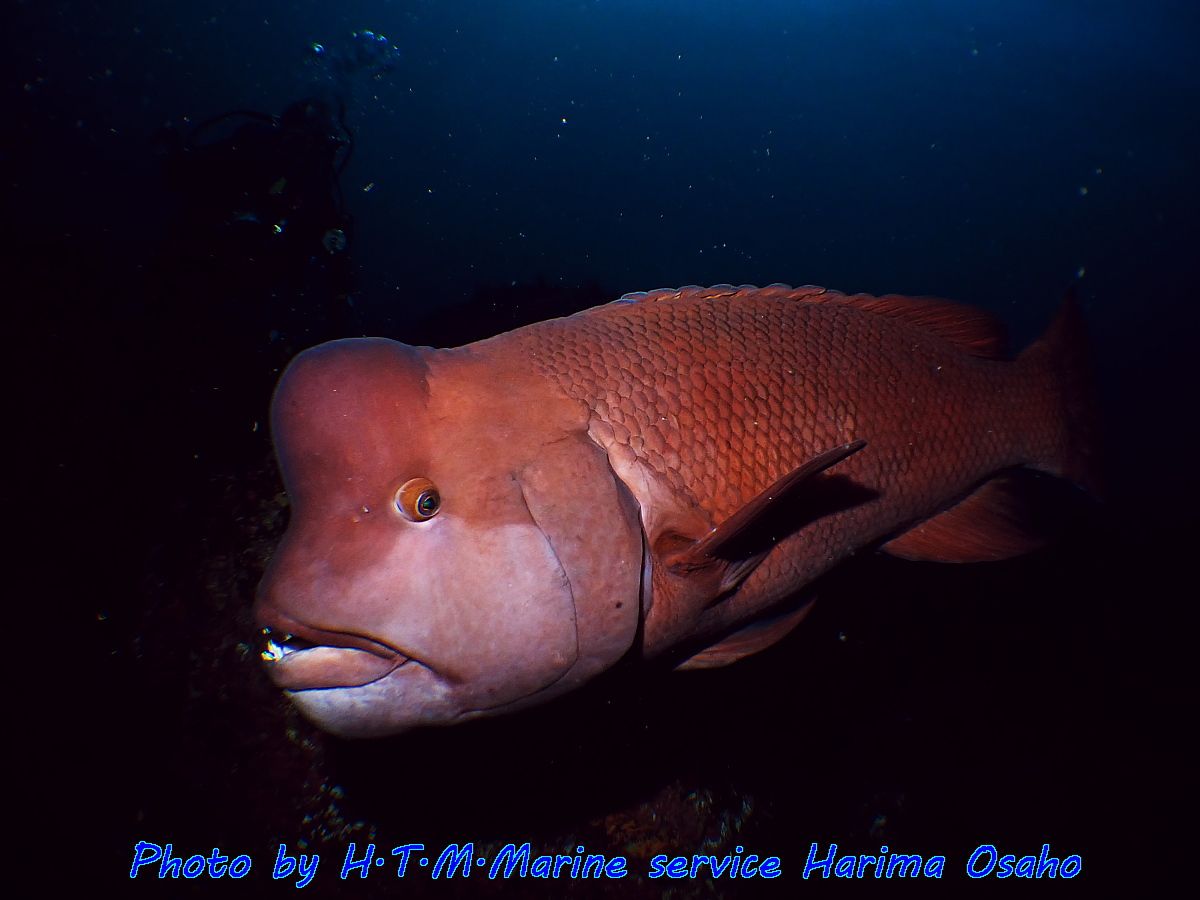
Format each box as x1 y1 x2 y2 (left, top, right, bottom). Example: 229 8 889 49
256 284 1096 736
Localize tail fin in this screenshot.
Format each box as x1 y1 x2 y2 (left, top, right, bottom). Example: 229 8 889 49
1018 288 1104 498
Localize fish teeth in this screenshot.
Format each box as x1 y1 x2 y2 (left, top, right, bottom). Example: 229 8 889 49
260 626 298 662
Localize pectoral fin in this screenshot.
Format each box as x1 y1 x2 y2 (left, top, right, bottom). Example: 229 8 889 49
665 440 867 588
643 441 867 657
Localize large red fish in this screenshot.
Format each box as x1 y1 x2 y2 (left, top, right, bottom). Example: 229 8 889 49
255 284 1098 737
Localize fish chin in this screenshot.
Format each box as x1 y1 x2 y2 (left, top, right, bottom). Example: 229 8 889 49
285 661 460 738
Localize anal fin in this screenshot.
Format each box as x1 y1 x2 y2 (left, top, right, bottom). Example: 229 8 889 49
676 600 815 670
882 473 1047 563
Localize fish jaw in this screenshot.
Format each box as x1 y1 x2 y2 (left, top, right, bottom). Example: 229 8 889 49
257 612 412 691
282 662 459 738
254 601 550 737
270 647 586 738
269 645 407 690
255 614 459 736
254 514 584 735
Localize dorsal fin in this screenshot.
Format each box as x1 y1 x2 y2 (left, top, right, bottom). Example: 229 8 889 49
830 293 1011 359
617 284 1010 360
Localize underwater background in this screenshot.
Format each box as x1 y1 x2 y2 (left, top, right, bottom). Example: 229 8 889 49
7 0 1196 895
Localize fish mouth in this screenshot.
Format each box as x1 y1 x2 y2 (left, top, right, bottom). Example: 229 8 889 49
256 610 422 691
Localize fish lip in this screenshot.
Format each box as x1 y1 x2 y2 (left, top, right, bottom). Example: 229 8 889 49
281 663 458 736
254 605 452 686
272 647 416 691
256 609 443 692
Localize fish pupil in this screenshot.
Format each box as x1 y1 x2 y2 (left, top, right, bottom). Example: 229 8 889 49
417 491 439 517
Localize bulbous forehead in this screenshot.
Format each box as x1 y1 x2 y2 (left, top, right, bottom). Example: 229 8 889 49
271 338 433 503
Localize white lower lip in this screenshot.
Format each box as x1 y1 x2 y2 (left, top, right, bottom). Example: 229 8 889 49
265 644 407 691
284 661 459 738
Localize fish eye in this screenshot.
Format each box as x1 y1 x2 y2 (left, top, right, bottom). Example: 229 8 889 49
395 477 441 521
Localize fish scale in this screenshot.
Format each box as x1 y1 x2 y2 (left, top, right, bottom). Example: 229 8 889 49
508 283 1080 651
522 285 1019 527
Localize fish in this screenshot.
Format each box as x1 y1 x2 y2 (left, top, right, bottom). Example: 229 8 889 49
255 283 1099 737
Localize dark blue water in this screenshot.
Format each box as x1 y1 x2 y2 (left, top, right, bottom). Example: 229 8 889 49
8 1 1194 894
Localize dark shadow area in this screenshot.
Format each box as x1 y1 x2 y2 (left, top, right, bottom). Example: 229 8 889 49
405 277 613 348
